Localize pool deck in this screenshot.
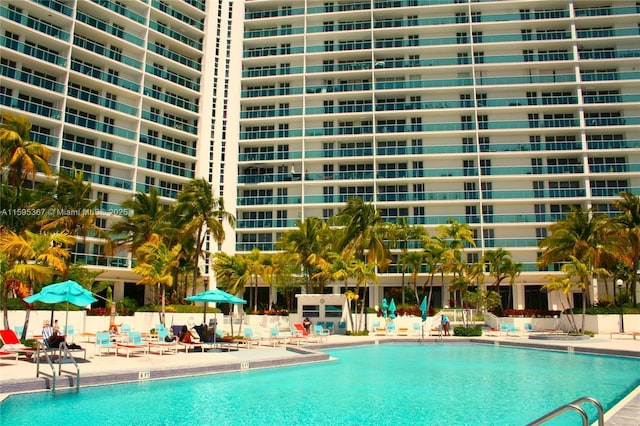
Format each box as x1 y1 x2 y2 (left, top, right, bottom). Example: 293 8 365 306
1 333 639 424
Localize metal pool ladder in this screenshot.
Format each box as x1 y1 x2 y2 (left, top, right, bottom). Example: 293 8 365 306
526 396 604 426
35 341 80 392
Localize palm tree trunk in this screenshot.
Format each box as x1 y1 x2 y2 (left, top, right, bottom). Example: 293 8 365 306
159 284 165 326
358 284 367 332
2 282 8 329
22 308 31 340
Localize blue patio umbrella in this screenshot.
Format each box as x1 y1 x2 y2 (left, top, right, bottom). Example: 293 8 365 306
185 288 247 327
388 299 396 319
420 296 428 321
24 280 97 332
381 298 388 318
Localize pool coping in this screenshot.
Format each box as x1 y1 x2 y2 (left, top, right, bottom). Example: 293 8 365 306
2 336 639 424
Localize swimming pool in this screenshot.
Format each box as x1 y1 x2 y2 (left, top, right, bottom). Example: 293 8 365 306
2 344 638 425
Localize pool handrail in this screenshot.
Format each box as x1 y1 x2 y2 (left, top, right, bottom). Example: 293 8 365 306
525 396 604 426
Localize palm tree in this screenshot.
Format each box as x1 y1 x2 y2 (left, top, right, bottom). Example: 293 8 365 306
0 112 51 189
350 259 378 331
271 252 300 310
0 230 74 338
257 253 279 309
542 275 580 334
614 192 640 306
0 184 41 233
36 168 112 257
387 218 427 304
483 248 522 311
400 250 424 303
111 188 176 252
422 237 447 311
244 247 263 311
176 178 235 296
562 255 610 333
336 198 391 272
212 252 249 335
132 234 182 326
538 206 620 306
277 216 330 293
436 219 476 307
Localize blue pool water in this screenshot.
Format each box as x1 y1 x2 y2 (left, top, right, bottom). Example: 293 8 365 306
1 344 639 425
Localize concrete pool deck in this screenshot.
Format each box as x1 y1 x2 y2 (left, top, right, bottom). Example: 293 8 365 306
1 333 639 424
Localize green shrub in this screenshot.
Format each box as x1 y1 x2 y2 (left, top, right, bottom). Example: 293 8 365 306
453 326 483 337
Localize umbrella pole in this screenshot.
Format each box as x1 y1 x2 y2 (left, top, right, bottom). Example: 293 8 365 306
203 302 207 324
64 301 69 336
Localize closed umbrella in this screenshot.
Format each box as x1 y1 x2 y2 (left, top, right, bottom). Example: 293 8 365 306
381 298 388 319
24 280 97 333
420 296 428 322
389 299 396 319
419 296 428 339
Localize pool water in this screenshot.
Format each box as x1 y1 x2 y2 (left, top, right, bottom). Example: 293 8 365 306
1 344 638 425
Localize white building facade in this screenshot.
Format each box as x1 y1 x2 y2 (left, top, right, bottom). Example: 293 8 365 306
0 0 241 302
238 0 640 310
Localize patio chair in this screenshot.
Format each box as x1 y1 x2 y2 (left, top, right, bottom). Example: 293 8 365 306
314 325 330 342
325 322 335 334
95 331 116 356
64 325 75 342
116 331 148 358
264 327 287 347
386 322 398 336
238 327 264 348
411 322 422 336
148 329 178 355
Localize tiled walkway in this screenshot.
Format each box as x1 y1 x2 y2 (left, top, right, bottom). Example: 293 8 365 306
1 333 638 424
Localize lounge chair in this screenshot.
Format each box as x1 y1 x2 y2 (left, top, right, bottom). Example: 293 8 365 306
0 329 36 359
397 326 409 336
0 350 18 362
264 327 287 347
325 322 334 334
95 331 116 356
372 321 386 336
177 325 204 352
313 325 330 342
523 323 544 334
239 327 264 347
41 328 86 359
63 325 75 342
293 324 321 343
411 322 422 336
386 322 397 336
500 323 520 337
288 326 307 345
148 329 178 355
484 327 500 336
116 331 148 357
429 326 442 336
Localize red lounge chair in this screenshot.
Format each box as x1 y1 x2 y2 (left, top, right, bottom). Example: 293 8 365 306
0 351 19 362
0 329 36 359
293 324 321 343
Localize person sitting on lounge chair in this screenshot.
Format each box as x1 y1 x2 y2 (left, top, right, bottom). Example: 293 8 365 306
303 317 312 333
179 326 200 343
42 320 66 349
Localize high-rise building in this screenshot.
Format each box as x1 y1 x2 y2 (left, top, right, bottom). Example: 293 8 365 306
238 0 640 309
2 0 639 310
0 0 242 301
